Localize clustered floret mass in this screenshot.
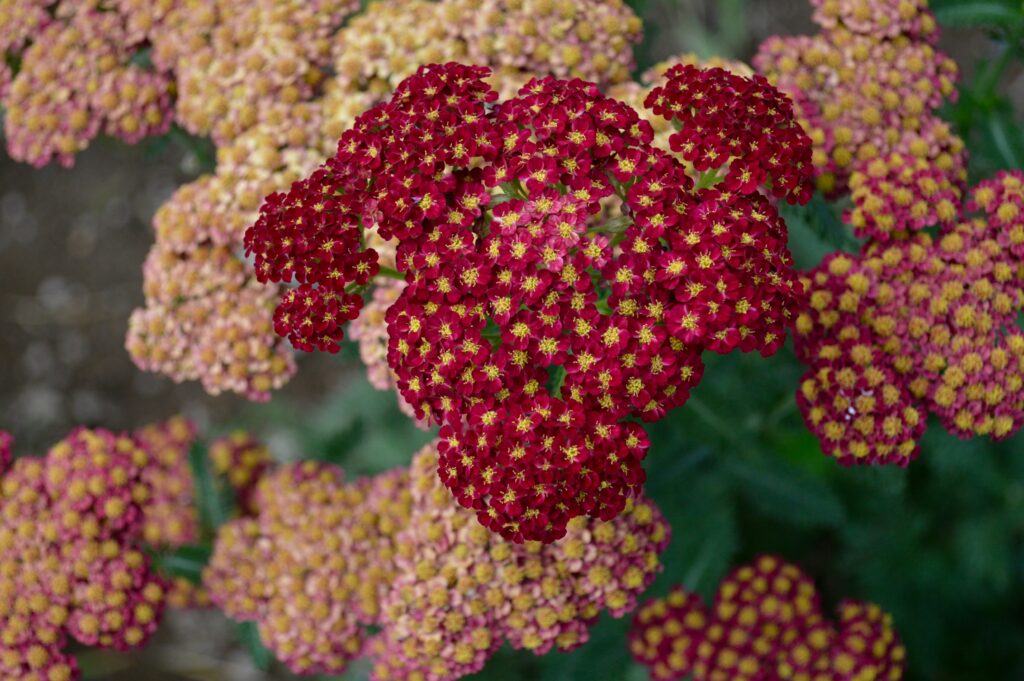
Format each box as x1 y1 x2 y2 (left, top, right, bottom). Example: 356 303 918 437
792 173 1024 464
755 0 964 198
97 0 644 400
134 417 273 546
0 429 166 680
243 61 812 541
7 0 1001 677
134 415 201 548
1 0 175 167
126 170 303 400
749 0 1024 465
629 555 905 681
132 417 272 609
608 54 755 159
204 442 669 679
844 152 961 241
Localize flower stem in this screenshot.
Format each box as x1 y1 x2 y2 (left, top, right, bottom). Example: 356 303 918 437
377 265 404 280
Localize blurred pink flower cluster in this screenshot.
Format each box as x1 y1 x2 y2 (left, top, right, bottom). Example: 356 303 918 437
793 173 1024 464
106 0 641 400
754 0 1024 465
0 428 167 680
755 0 964 199
205 442 670 678
629 555 905 681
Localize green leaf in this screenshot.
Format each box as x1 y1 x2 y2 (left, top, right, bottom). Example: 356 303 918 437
724 456 846 528
152 545 212 584
167 124 217 173
717 0 749 56
237 621 275 671
546 364 567 398
318 418 366 464
538 614 634 681
780 193 859 270
678 503 740 595
953 515 1013 592
188 441 231 534
932 0 1024 29
985 109 1024 169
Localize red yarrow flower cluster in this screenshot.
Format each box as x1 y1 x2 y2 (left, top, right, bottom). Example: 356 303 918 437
792 171 1024 465
0 429 166 681
646 64 813 203
629 555 905 681
245 62 811 542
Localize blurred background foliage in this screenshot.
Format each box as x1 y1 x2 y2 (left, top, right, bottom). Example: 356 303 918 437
2 1 1024 680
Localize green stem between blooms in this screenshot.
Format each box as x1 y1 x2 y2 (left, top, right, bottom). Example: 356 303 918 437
377 265 404 280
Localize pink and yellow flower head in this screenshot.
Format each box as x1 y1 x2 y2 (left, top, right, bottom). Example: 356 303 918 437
629 555 905 681
0 429 166 680
206 442 670 678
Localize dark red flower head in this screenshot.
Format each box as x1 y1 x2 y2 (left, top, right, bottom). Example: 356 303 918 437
244 62 808 541
645 64 815 205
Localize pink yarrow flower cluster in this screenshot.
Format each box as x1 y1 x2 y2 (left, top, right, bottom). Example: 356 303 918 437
2 2 174 167
204 459 415 675
629 555 905 681
134 415 201 548
126 176 299 400
0 428 166 680
0 0 645 401
2 0 641 168
792 171 1024 465
134 417 273 546
204 442 670 679
755 0 963 198
244 62 812 543
133 417 272 609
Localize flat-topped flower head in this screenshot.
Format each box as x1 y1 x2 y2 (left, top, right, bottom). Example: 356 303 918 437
0 429 166 680
629 555 905 681
127 177 297 400
245 62 807 541
372 444 669 680
164 0 359 145
810 0 938 40
970 170 1024 259
645 64 815 204
205 461 413 675
846 152 963 241
792 171 1024 464
3 9 173 167
208 441 669 678
442 0 642 88
209 431 273 515
796 343 926 465
755 5 960 195
134 416 200 548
